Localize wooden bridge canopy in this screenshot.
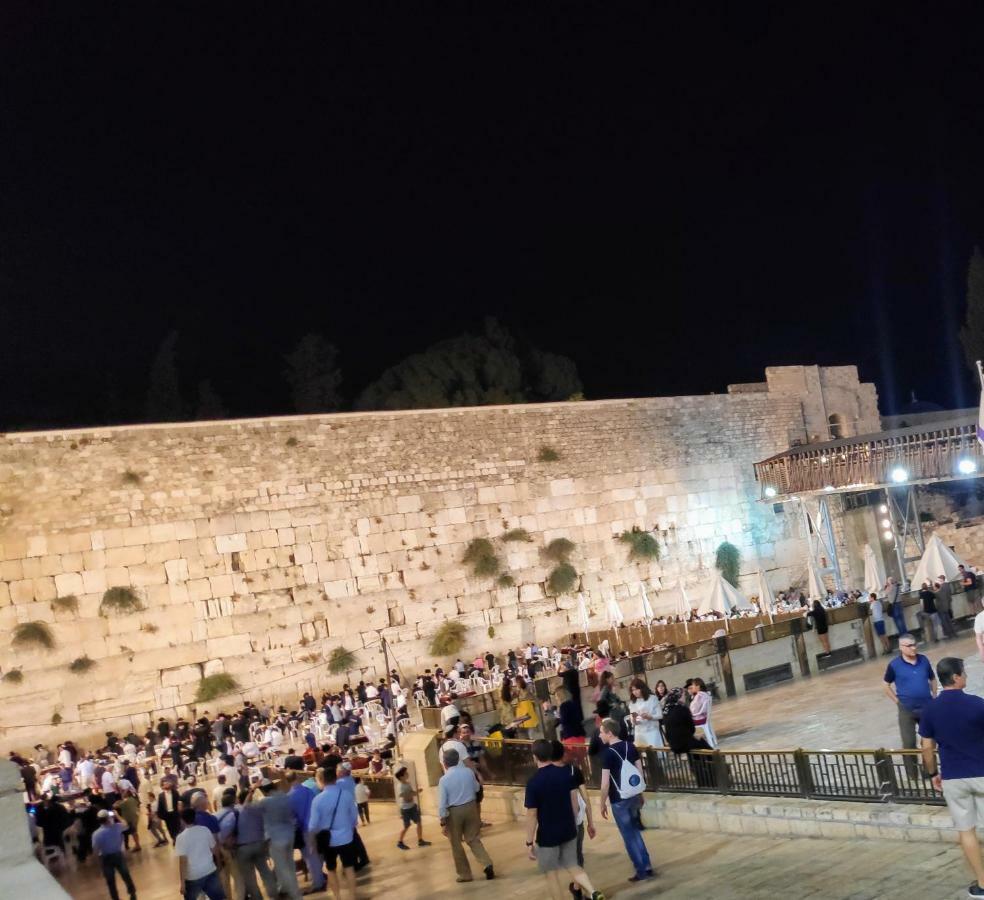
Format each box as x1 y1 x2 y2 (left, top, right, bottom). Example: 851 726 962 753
754 413 984 500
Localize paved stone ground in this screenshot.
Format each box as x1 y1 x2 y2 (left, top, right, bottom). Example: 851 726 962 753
713 632 983 750
56 808 974 899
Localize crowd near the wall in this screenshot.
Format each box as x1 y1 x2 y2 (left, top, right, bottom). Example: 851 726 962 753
12 562 984 899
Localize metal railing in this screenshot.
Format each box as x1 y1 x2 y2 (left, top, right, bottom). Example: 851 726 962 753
472 738 943 806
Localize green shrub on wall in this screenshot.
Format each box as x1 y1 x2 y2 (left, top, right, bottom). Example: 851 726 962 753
537 446 560 462
100 587 144 615
429 621 466 657
502 528 532 542
547 563 578 596
463 538 500 578
195 673 240 703
12 621 55 650
52 594 79 613
2 669 24 684
69 656 96 673
618 528 661 562
328 647 357 675
543 537 575 563
715 541 741 588
496 574 515 588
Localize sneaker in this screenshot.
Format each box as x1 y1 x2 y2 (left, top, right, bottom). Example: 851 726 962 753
397 841 409 851
418 840 432 847
628 872 653 882
484 864 495 880
968 884 984 898
590 892 607 900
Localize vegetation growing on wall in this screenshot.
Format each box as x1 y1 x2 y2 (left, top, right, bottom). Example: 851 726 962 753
537 445 560 462
546 563 578 596
52 594 79 613
100 587 144 615
430 620 466 657
463 538 500 578
618 528 661 562
121 470 142 485
502 528 532 542
496 574 515 588
2 669 23 684
69 656 96 673
543 538 576 563
328 647 357 675
12 621 55 650
195 673 240 702
715 541 741 588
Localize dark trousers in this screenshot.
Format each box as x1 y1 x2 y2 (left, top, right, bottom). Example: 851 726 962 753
163 810 182 843
938 609 957 639
100 852 136 900
353 829 369 870
184 869 225 899
898 705 920 777
357 802 370 824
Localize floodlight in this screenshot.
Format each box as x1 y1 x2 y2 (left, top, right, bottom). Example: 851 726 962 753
882 530 893 541
764 486 777 498
890 467 908 483
958 459 977 475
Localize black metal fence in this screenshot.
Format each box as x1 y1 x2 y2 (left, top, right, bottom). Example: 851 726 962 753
473 738 944 806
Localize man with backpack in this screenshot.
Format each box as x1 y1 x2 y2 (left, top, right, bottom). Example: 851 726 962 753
598 718 655 884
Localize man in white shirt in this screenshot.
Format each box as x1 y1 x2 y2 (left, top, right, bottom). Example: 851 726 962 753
365 682 379 700
395 690 408 711
78 755 97 789
58 745 72 768
174 807 223 898
101 768 119 800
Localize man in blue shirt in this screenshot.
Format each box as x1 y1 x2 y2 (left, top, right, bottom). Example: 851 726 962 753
309 765 359 900
287 771 325 893
437 748 494 883
883 634 937 776
524 739 603 900
920 656 984 898
92 810 136 900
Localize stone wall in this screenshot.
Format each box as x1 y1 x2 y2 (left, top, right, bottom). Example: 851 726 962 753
0 378 841 748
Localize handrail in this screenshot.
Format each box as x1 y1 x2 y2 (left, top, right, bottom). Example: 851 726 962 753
471 738 943 806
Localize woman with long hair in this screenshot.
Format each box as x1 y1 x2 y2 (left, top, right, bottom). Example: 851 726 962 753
628 678 663 747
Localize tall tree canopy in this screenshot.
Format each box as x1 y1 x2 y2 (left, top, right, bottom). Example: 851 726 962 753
145 330 185 422
284 333 343 413
355 318 582 411
960 247 984 374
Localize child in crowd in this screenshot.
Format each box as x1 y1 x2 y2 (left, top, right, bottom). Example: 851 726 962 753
144 790 168 847
354 776 371 824
394 766 431 851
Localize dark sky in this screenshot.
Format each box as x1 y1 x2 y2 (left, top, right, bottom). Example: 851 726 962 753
2 4 984 430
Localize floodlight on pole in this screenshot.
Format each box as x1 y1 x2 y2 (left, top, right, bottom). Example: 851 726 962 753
879 504 888 513
882 529 893 541
880 518 891 529
958 459 978 475
890 467 908 483
764 486 777 498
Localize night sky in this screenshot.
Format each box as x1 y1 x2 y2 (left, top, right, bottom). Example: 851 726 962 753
3 4 984 430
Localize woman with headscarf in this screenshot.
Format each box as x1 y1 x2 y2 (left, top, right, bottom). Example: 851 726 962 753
661 688 714 787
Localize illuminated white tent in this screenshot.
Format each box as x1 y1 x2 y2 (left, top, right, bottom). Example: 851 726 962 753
909 534 967 591
756 570 776 624
807 557 827 600
863 543 887 597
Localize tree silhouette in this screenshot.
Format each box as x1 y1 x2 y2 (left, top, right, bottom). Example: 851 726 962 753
284 333 343 413
960 247 984 373
145 331 185 422
356 318 582 411
194 380 227 420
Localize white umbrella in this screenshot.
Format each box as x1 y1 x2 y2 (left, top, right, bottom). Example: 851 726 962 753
756 570 776 624
702 571 752 631
640 583 656 623
863 544 887 597
678 584 692 637
577 593 590 643
909 534 967 590
806 556 827 600
606 593 625 628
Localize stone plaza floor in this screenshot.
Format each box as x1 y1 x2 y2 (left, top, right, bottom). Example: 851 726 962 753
54 805 975 899
712 631 983 750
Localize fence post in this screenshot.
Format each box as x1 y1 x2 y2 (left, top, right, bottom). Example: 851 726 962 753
793 749 814 798
874 748 898 802
712 751 730 794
